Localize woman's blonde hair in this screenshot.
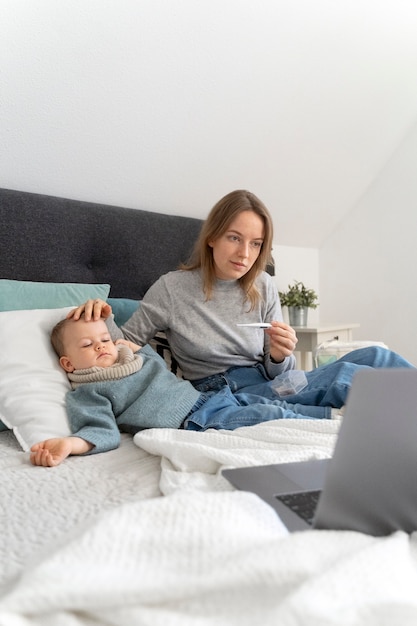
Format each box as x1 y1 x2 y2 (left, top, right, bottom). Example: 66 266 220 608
182 190 274 308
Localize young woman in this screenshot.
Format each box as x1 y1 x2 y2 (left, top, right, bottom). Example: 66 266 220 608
70 190 413 409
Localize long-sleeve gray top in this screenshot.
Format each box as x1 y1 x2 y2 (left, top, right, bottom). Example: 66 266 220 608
114 269 295 380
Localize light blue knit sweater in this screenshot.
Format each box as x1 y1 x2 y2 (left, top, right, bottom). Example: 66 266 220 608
65 344 201 454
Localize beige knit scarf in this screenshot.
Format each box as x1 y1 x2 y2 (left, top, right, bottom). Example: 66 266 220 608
68 344 143 389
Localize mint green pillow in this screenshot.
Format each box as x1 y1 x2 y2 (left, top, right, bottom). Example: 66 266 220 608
0 280 111 312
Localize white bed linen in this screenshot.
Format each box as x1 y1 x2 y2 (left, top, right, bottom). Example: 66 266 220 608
135 417 341 494
2 419 417 625
0 431 161 587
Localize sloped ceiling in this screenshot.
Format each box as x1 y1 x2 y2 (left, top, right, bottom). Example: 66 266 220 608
254 2 417 247
2 1 417 248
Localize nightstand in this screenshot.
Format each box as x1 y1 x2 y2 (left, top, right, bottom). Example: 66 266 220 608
293 323 360 370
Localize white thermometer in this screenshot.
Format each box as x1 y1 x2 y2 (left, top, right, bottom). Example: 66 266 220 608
236 323 272 328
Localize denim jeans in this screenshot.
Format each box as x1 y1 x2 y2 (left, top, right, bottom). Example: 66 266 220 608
191 346 414 410
184 386 331 431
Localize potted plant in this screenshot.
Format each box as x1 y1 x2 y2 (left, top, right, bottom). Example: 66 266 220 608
278 280 319 326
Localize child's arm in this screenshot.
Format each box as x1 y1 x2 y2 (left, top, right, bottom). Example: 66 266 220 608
30 437 94 467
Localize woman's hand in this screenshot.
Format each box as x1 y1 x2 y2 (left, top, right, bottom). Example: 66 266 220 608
265 321 298 363
67 299 112 322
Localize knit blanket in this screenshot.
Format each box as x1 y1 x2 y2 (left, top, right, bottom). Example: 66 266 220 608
134 417 340 495
2 418 417 625
1 489 417 625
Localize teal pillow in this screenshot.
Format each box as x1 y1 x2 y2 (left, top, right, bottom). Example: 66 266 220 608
0 280 111 311
107 298 140 327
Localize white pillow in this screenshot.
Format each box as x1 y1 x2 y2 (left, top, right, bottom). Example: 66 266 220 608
0 307 74 451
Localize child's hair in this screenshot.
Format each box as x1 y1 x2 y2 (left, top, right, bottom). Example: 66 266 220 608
181 189 274 308
50 318 73 357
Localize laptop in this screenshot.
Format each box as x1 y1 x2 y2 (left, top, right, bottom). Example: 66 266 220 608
222 368 417 535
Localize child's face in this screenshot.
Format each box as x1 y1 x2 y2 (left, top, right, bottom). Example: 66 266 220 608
59 319 119 373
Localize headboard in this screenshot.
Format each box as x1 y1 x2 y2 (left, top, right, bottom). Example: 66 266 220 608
0 188 203 299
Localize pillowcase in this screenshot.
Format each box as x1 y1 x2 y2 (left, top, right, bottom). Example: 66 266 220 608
0 280 110 312
0 307 74 451
107 298 140 327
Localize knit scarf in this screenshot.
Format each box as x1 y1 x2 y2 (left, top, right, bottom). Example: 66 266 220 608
68 344 143 389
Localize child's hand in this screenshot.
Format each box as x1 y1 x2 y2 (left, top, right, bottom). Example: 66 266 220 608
115 338 142 353
30 438 74 467
30 437 93 467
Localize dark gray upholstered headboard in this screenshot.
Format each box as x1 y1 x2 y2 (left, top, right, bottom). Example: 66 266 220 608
0 188 203 299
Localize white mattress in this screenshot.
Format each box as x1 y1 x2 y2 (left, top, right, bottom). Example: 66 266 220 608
0 431 161 587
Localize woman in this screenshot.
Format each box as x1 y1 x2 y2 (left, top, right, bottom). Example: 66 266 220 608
70 190 413 409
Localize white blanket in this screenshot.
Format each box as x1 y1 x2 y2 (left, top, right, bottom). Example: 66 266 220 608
134 418 340 494
3 419 417 625
1 490 417 625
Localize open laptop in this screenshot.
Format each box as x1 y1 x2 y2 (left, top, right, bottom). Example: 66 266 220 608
222 368 417 536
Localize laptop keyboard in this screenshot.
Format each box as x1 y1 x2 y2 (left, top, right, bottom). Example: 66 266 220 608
275 489 322 526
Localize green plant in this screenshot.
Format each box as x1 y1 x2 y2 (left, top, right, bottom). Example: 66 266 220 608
278 280 319 309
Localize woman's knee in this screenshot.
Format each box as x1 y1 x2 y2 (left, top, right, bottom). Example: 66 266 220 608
339 346 412 369
308 358 365 382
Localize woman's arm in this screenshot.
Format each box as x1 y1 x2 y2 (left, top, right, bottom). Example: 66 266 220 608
262 274 297 375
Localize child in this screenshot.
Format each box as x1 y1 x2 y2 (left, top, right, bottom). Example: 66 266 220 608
30 316 333 467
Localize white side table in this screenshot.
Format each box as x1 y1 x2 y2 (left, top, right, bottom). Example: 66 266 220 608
292 323 360 370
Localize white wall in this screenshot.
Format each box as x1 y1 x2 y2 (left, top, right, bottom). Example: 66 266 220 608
273 245 320 327
319 120 417 364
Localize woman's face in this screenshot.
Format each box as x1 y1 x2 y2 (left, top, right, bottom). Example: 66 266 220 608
209 210 264 280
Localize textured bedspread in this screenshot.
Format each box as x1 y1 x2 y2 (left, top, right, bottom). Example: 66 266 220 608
1 490 417 625
0 432 161 588
2 419 417 625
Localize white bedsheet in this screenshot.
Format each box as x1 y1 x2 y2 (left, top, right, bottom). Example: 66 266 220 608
0 431 161 587
2 419 417 625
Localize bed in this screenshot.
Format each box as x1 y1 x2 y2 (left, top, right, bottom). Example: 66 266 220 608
1 187 417 625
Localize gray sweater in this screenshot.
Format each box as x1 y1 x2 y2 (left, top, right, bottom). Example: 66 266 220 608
65 344 200 454
117 269 295 380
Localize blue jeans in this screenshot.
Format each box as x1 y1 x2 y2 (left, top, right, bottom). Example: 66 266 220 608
184 386 331 431
191 347 414 410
